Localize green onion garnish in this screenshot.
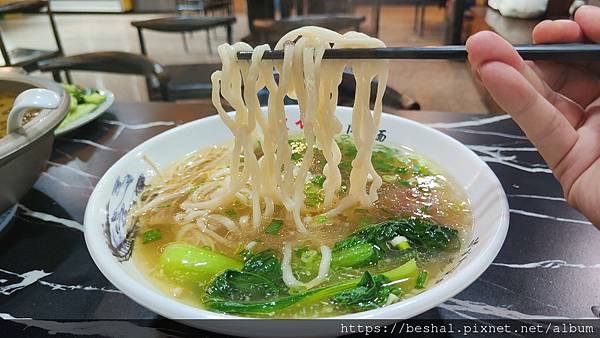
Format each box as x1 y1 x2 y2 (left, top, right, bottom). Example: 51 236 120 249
415 271 428 289
224 209 238 218
142 229 162 244
311 175 326 187
265 219 284 235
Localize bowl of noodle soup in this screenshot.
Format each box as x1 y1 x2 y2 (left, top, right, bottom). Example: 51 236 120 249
84 105 508 336
84 27 508 337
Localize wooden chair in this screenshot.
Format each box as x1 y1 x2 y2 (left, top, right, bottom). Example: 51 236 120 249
37 52 171 101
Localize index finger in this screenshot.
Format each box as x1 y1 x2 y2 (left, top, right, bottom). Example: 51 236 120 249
478 61 578 170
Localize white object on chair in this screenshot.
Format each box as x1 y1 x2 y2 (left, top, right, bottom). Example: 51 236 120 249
497 0 549 19
6 88 61 134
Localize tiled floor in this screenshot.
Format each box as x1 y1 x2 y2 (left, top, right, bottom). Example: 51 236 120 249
0 5 488 113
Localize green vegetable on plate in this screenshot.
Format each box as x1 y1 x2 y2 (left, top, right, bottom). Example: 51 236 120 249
58 83 107 129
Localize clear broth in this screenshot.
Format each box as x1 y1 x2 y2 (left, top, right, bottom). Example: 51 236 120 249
132 137 473 318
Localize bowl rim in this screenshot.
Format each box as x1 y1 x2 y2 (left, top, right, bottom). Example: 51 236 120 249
0 73 70 162
84 106 510 321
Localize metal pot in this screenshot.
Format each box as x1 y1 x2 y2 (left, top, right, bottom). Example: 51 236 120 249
0 73 70 212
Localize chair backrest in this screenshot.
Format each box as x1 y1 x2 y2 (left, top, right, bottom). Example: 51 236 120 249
0 0 48 14
304 0 355 14
37 52 170 101
131 15 235 32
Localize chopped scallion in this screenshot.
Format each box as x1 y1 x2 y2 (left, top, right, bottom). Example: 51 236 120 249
390 235 411 250
415 271 428 289
142 229 162 244
382 175 396 183
224 209 238 218
311 175 326 187
395 167 409 175
265 219 284 235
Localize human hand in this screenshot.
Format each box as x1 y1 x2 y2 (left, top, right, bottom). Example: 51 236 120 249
465 5 600 227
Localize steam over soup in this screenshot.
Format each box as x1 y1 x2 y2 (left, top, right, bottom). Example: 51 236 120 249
127 27 473 318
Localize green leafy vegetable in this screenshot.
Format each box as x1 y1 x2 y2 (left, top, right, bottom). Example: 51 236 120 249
335 218 460 254
265 219 284 235
158 243 243 286
142 229 162 244
332 242 380 267
204 258 418 315
207 270 282 302
293 242 380 281
242 249 286 289
207 250 286 302
84 92 106 104
291 218 457 284
332 271 392 311
59 83 107 129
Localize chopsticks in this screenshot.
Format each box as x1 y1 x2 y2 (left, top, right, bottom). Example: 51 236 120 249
236 44 600 61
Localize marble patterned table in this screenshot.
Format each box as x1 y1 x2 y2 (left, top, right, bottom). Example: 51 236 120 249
0 101 598 337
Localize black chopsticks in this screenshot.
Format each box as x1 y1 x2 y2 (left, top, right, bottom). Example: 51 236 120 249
236 44 600 61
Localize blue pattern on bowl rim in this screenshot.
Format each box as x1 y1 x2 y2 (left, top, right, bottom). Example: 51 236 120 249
103 173 145 262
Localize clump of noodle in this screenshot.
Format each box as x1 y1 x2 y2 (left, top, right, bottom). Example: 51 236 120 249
134 145 229 217
209 26 388 231
209 43 272 229
135 26 389 249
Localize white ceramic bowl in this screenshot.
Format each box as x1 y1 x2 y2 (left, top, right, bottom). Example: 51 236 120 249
84 106 509 337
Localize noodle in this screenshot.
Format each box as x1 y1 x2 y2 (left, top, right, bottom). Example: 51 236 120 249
206 26 389 233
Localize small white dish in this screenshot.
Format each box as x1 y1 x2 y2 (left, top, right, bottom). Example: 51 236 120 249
54 89 114 136
84 105 509 337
